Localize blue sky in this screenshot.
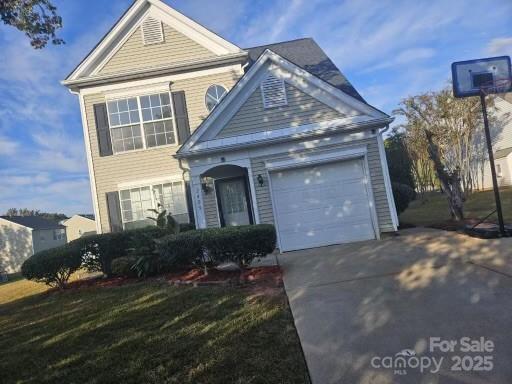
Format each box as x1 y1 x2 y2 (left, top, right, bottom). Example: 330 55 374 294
0 0 511 215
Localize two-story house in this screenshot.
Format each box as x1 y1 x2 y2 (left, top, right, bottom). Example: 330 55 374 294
63 0 398 252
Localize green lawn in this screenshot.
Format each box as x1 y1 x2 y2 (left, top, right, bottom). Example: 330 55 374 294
400 187 512 227
0 278 310 384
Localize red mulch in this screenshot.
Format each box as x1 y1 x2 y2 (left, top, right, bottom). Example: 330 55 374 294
54 266 283 293
165 266 283 288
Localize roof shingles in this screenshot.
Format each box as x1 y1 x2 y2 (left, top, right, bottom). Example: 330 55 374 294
0 216 65 230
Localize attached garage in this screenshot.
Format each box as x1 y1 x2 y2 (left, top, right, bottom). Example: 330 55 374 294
269 158 377 252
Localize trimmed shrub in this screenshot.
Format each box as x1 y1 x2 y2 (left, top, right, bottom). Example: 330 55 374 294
156 224 277 273
111 256 139 278
21 243 82 289
392 182 417 214
179 222 196 232
75 226 171 276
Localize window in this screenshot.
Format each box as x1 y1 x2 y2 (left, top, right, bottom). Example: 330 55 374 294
107 92 176 154
496 164 502 177
205 85 227 112
140 93 175 147
260 75 287 109
119 181 188 229
53 229 65 240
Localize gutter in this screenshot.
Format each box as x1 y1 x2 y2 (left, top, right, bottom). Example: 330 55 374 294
176 117 394 159
62 52 248 90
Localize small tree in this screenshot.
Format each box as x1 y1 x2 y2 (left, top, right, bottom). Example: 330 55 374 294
0 0 64 48
384 130 415 190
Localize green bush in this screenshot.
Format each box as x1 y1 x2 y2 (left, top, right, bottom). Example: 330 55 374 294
156 224 277 273
75 226 171 276
21 243 82 289
111 256 139 278
392 182 417 214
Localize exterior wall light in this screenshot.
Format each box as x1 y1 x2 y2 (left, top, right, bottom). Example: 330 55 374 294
257 174 264 187
201 182 211 194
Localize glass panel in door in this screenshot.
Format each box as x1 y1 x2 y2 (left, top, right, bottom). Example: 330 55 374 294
217 178 251 226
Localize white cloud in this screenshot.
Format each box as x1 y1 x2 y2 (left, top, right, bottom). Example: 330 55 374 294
0 136 19 155
363 48 436 73
486 37 512 56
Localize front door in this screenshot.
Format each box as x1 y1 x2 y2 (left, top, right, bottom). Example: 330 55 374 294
215 176 253 227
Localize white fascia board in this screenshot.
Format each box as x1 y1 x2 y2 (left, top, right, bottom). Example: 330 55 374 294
66 0 149 81
66 0 242 82
377 131 399 230
78 64 243 96
180 116 392 157
179 49 389 154
148 1 243 54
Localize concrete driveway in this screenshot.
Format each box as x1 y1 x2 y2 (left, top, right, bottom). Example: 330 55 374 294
279 228 512 384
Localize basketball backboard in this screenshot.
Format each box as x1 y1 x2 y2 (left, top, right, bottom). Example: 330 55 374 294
451 56 511 98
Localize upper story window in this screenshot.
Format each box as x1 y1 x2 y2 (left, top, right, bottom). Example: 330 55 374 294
107 92 176 154
205 84 227 112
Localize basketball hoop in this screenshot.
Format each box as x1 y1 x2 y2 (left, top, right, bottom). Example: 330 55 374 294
480 78 512 97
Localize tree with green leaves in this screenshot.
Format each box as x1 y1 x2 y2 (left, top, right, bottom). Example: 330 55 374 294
384 130 415 189
0 0 64 49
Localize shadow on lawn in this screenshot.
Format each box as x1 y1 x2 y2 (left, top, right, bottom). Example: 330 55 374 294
0 283 310 384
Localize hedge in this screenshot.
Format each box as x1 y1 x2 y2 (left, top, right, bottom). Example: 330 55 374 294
75 226 172 276
156 224 276 273
21 243 83 289
111 256 139 278
392 182 417 214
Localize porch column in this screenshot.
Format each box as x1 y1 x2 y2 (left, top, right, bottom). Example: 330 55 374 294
190 175 207 229
246 164 260 224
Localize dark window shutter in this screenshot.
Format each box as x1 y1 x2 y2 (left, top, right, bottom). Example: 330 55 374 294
172 91 191 144
94 103 113 156
106 192 123 233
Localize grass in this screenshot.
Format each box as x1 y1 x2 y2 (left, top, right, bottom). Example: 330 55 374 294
0 278 310 384
400 187 512 227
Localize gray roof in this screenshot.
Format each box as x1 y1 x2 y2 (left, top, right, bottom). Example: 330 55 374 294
495 147 512 159
0 216 65 230
245 38 366 103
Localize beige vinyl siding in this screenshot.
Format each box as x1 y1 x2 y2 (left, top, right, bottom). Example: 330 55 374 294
84 71 241 233
99 24 217 75
32 229 67 254
249 137 395 233
215 82 347 139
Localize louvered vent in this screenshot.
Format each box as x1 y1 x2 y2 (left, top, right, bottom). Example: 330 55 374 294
141 17 164 45
260 75 287 109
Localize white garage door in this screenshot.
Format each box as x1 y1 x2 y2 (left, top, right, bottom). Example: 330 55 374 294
270 159 376 251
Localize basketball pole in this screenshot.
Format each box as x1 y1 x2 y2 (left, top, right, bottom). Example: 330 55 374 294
479 91 506 236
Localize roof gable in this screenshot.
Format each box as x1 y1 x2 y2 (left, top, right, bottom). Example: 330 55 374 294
245 38 366 103
211 80 349 140
177 49 391 156
65 0 243 81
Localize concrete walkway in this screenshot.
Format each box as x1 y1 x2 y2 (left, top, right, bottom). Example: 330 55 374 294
279 228 512 384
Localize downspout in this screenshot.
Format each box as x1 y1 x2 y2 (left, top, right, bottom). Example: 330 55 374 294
377 124 400 230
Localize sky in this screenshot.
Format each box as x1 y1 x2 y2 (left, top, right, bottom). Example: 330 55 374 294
0 0 511 216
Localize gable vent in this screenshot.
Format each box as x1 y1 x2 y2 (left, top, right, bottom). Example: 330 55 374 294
141 17 164 45
260 75 288 109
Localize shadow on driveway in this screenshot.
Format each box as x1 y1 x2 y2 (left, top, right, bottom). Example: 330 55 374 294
279 228 512 384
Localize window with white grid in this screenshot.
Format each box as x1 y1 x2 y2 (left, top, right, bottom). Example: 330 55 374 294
106 92 176 154
119 181 187 229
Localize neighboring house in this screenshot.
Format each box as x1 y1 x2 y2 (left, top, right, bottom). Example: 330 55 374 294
61 214 97 242
480 94 512 189
0 216 67 273
63 0 397 252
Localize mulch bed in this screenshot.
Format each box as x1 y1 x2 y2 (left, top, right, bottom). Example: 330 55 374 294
427 219 512 238
54 266 283 293
165 266 283 288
